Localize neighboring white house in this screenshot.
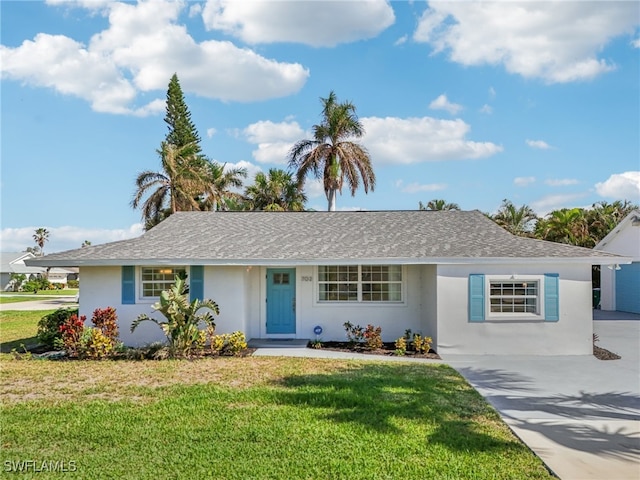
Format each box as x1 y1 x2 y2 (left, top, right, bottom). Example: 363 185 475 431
26 211 628 355
0 252 44 290
594 210 640 314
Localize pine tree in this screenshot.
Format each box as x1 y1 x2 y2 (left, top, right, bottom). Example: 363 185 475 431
164 73 201 152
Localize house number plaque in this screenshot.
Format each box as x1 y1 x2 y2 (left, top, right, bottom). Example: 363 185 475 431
301 276 313 282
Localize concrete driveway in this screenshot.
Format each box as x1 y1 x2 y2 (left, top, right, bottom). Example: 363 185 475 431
441 311 640 480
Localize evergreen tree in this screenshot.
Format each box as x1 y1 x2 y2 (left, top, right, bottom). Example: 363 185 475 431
164 73 201 152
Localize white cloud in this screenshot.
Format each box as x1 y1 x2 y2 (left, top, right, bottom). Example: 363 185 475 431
488 87 496 99
545 178 579 187
1 0 309 115
201 0 395 47
633 37 640 48
0 224 143 254
479 104 493 114
218 160 262 190
361 116 503 164
397 181 447 194
206 128 217 139
595 171 640 201
526 139 553 150
429 94 463 115
305 179 325 199
514 176 536 187
394 35 408 46
414 2 638 83
243 120 306 165
530 193 589 216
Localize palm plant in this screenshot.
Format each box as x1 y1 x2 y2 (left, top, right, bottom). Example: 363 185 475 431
419 199 460 211
244 169 307 211
536 207 590 246
131 142 207 229
33 228 50 256
199 161 247 211
130 276 219 357
493 199 538 236
288 91 375 211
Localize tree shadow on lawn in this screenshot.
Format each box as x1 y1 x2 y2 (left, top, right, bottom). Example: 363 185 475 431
456 366 640 461
0 336 39 353
273 363 532 453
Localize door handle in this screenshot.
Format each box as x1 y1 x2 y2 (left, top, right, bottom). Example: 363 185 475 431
292 297 296 312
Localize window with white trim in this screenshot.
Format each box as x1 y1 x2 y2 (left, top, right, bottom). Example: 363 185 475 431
318 265 403 302
141 267 186 298
489 280 539 314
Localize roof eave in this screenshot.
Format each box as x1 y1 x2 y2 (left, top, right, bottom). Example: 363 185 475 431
24 255 632 268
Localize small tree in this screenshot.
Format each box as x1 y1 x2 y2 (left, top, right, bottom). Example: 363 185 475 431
130 276 219 357
8 273 26 292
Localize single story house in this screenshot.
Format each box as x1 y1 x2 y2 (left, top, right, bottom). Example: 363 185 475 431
26 211 628 355
0 252 45 290
594 210 640 314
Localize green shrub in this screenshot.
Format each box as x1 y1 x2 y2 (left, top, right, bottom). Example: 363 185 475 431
22 277 50 293
67 280 79 288
37 308 79 347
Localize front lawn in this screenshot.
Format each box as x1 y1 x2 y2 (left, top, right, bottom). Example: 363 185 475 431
0 288 78 297
0 296 38 305
0 310 51 353
0 310 552 479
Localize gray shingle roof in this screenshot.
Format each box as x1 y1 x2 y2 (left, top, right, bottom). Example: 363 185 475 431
26 210 624 267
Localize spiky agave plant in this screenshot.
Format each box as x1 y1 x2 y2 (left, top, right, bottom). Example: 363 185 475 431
131 276 219 357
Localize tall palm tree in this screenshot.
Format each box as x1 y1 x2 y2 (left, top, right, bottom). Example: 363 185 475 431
244 169 307 211
199 161 247 211
419 199 460 211
32 228 50 256
493 199 538 236
132 142 207 229
288 91 375 211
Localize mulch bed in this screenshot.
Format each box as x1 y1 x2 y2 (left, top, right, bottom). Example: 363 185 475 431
593 345 621 360
310 341 441 359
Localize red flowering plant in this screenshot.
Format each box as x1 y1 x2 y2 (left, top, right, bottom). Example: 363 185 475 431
59 314 86 358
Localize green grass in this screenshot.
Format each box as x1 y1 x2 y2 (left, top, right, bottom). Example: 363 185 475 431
0 296 38 304
0 310 51 353
0 288 78 297
0 312 553 479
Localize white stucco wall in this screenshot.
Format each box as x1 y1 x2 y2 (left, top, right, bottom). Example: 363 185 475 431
435 263 593 355
247 265 432 343
79 262 593 354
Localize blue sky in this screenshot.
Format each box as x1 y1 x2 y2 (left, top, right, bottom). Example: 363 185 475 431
1 0 639 253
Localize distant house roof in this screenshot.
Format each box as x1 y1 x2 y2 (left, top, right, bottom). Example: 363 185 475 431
1 252 45 275
26 210 625 267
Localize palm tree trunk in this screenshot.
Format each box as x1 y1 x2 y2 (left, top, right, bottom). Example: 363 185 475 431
328 189 337 211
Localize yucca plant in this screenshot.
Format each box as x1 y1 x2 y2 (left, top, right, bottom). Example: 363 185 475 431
131 276 219 357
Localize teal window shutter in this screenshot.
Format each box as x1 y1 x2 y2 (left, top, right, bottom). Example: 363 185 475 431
122 266 135 305
190 266 204 302
544 273 559 322
468 274 485 322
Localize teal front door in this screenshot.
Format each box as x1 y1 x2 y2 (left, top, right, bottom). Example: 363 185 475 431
266 268 296 334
